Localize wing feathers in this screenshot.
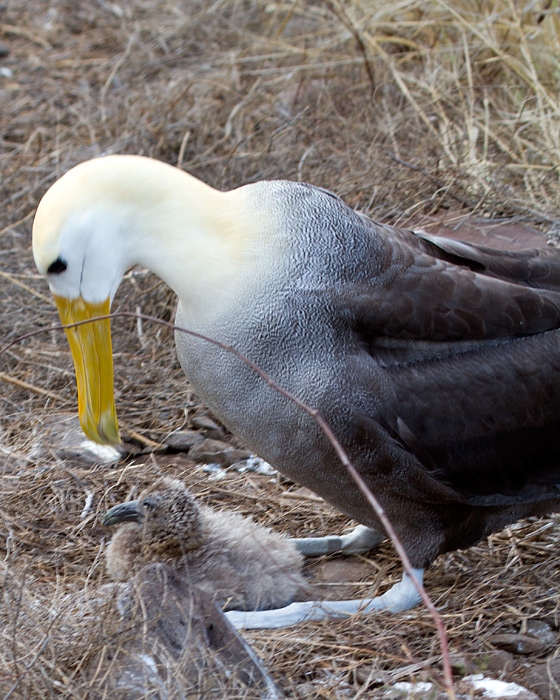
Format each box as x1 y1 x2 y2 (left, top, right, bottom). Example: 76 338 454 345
414 231 560 289
344 216 560 505
348 224 560 342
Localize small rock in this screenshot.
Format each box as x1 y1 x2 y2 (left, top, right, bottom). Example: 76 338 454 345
164 430 204 452
189 438 250 468
524 657 560 700
450 654 475 677
295 682 324 698
462 674 539 699
490 633 548 656
191 414 226 439
484 650 517 675
353 665 385 687
191 414 220 431
526 619 557 648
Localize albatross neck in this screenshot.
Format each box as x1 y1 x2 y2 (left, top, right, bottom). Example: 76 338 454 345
113 157 255 309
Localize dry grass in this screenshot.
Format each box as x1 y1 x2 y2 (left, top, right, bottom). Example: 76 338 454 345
1 0 560 697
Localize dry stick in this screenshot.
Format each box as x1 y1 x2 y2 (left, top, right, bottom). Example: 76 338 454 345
326 0 376 94
387 152 472 208
0 369 60 401
1 311 456 698
0 270 53 304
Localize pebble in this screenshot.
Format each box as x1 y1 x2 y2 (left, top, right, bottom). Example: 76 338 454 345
449 654 475 676
189 438 250 467
485 650 517 675
490 633 549 656
524 657 560 700
525 619 557 648
164 429 204 452
190 414 226 440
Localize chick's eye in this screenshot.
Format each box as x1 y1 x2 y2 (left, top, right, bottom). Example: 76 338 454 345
142 498 154 510
47 257 67 275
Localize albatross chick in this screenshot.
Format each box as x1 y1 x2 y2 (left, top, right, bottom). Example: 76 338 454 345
32 154 560 626
103 477 305 611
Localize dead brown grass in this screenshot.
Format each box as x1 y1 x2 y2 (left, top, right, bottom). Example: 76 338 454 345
1 0 560 697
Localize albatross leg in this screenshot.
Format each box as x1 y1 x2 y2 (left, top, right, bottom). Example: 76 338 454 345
225 568 423 630
290 524 384 557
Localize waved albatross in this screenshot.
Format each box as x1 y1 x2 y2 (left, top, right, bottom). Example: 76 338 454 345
32 155 560 627
103 477 305 611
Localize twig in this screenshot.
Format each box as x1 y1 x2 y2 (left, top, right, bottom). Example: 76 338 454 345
123 428 164 450
100 30 138 123
1 311 456 698
176 129 191 170
3 632 53 700
0 210 35 237
0 23 52 49
0 369 60 401
0 270 53 304
387 152 471 207
325 0 376 93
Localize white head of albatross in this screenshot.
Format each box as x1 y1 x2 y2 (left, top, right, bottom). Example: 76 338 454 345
32 155 260 444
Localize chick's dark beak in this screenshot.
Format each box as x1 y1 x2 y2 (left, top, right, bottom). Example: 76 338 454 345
102 500 141 526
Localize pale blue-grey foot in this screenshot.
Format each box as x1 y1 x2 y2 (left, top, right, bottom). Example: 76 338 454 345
225 568 424 630
290 524 385 556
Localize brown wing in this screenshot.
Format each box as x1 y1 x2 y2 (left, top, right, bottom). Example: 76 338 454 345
413 230 560 290
347 223 560 343
381 331 560 505
344 220 560 505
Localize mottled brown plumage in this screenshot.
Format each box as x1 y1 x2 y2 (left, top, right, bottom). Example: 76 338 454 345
104 478 305 611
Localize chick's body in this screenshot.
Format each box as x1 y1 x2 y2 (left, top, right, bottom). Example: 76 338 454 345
105 478 305 611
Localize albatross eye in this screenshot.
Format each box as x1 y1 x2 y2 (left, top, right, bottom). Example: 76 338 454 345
142 498 155 510
47 257 67 275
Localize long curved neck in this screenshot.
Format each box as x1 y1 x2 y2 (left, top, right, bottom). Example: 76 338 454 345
107 157 258 313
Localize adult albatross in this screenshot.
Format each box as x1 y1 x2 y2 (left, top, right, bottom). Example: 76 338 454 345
32 155 560 628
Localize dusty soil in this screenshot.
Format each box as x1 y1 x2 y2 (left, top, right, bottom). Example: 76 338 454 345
1 1 560 698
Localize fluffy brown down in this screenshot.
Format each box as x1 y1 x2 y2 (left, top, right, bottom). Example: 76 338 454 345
104 477 305 611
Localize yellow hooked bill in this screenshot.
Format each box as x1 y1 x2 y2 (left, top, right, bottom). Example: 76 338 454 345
54 295 120 444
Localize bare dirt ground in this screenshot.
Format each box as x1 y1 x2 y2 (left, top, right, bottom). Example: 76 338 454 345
1 1 560 698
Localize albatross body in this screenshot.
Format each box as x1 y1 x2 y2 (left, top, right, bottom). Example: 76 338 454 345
33 155 560 621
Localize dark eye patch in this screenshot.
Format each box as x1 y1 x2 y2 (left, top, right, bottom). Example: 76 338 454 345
47 257 67 275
